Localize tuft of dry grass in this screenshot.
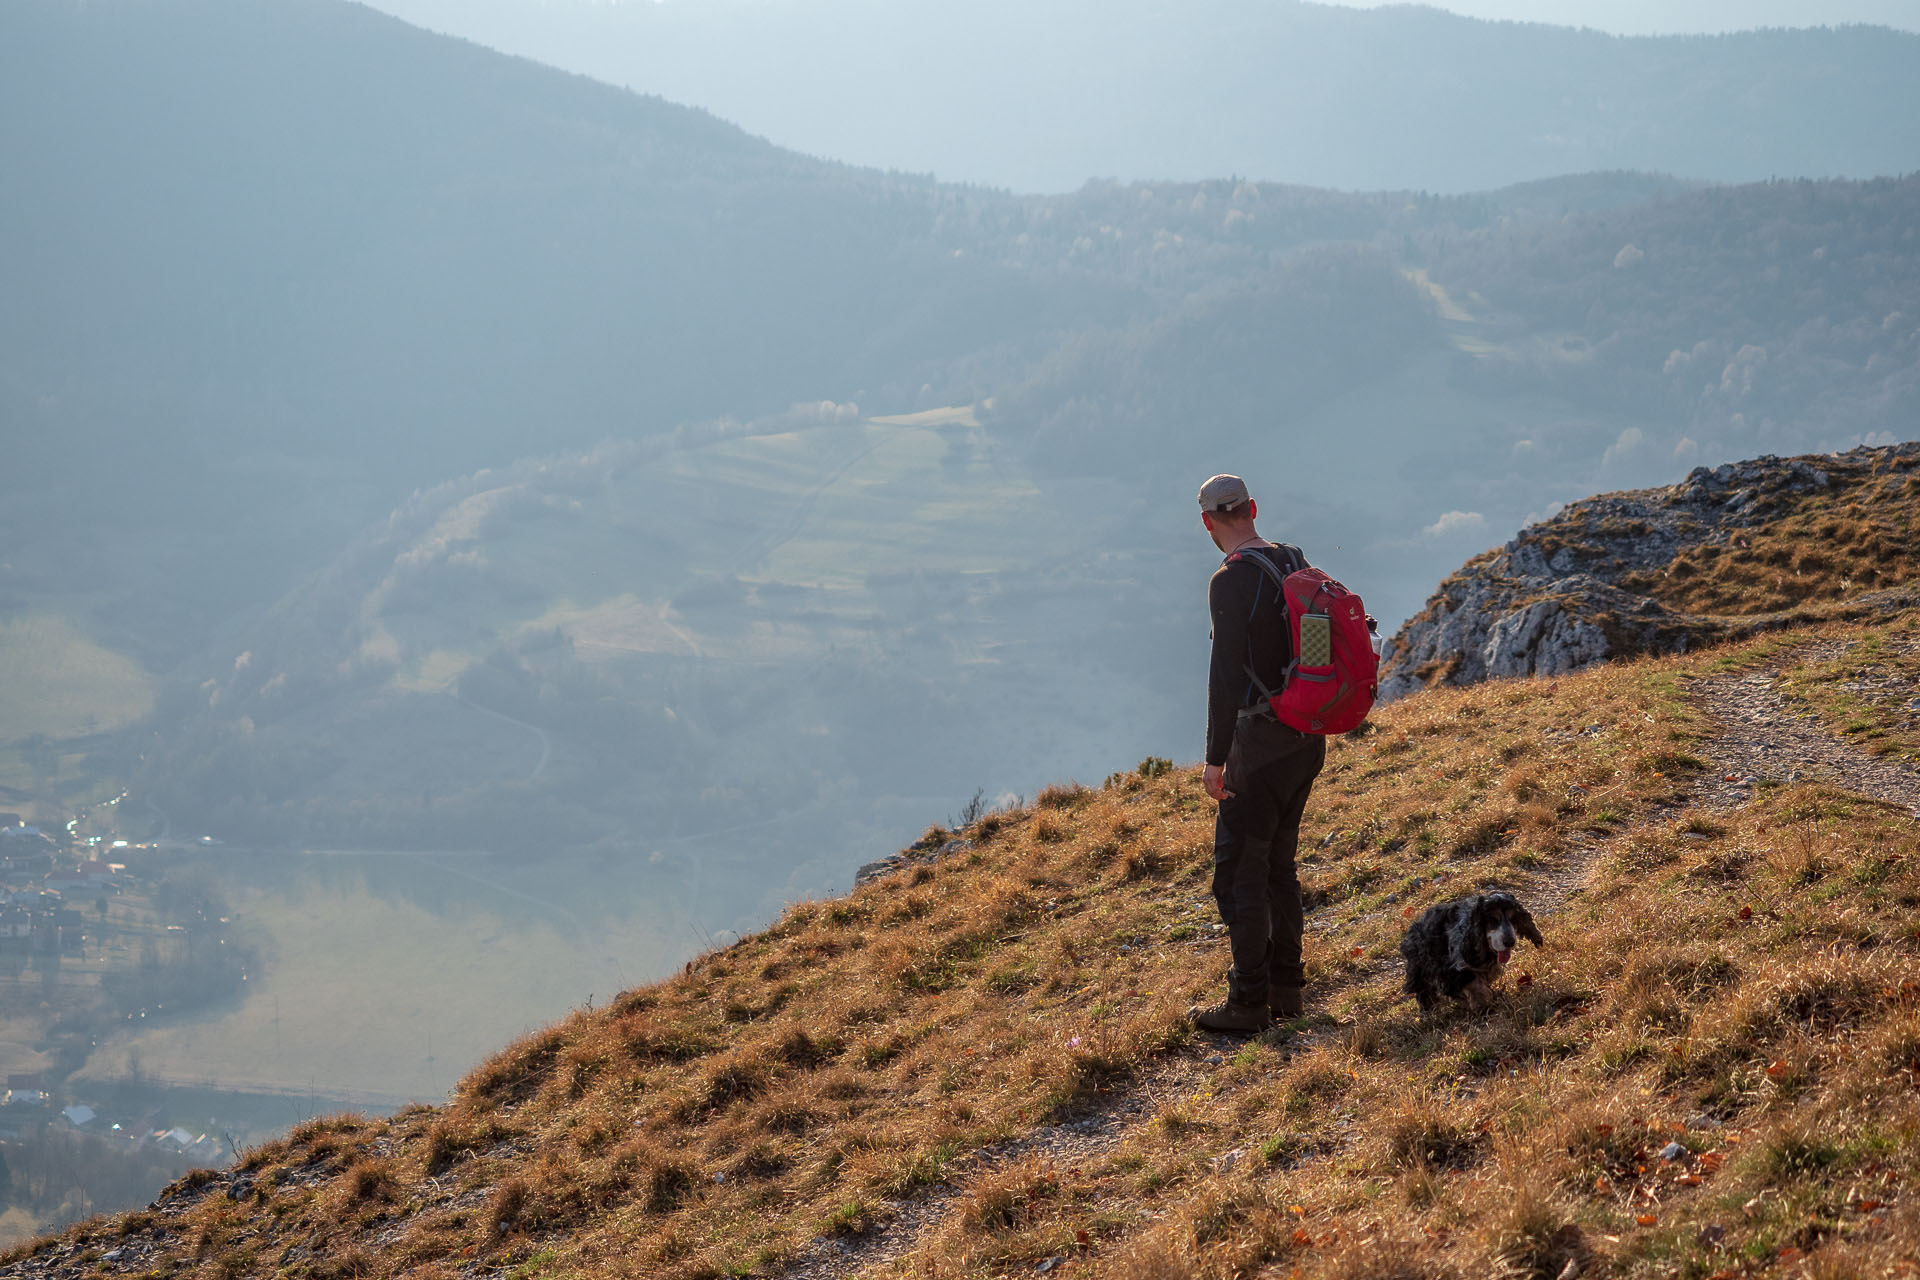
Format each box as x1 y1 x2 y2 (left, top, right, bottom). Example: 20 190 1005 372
340 1158 398 1205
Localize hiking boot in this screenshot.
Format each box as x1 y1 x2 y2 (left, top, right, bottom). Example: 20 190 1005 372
1187 998 1272 1036
1269 987 1305 1021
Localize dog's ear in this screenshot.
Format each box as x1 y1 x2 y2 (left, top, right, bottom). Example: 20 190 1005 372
1450 895 1491 967
1511 901 1544 947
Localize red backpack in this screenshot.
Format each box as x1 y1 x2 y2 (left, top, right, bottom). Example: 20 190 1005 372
1226 546 1379 735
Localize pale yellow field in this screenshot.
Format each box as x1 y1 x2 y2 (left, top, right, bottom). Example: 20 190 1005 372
0 614 152 742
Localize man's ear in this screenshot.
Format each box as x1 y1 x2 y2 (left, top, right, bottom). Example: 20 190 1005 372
1201 512 1215 532
1247 499 1258 521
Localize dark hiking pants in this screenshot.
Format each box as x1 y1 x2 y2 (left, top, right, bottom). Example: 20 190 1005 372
1211 730 1326 1008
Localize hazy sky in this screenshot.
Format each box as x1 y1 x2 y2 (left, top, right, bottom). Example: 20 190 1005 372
1317 0 1920 33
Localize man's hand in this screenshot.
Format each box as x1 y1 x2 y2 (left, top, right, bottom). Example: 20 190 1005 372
1203 763 1235 801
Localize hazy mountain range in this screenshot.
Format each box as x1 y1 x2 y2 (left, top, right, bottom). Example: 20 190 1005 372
367 0 1920 193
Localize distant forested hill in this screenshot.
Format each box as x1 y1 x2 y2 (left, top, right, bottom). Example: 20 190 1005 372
4 0 1918 885
1428 176 1920 448
979 173 1919 646
0 0 1072 656
0 0 1729 666
367 0 1920 193
991 174 1920 499
0 0 1043 488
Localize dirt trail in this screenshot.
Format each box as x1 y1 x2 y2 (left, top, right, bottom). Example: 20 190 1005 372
1693 644 1920 818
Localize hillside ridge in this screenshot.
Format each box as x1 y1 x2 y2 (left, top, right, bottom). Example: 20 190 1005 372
364 0 1920 194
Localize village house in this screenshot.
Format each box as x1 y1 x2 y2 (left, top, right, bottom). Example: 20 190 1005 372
150 1127 222 1159
0 825 55 875
44 859 118 894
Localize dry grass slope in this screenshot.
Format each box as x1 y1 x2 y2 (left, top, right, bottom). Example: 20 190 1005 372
8 613 1920 1279
1617 457 1920 616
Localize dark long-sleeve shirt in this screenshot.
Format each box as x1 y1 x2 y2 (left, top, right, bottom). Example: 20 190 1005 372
1205 543 1302 767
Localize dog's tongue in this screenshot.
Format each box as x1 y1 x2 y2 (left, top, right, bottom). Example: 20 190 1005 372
1497 948 1513 964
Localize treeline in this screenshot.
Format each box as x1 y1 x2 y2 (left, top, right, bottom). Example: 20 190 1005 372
993 174 1920 483
1427 175 1920 466
989 245 1443 469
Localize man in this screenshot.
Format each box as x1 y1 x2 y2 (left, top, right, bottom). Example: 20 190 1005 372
1190 473 1326 1035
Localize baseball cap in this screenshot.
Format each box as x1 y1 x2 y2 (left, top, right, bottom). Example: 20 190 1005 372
1197 474 1251 513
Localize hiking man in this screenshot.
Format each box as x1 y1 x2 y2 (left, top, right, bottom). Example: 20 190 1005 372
1190 474 1327 1035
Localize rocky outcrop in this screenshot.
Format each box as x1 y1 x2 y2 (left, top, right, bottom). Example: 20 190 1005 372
856 837 973 885
1381 442 1920 700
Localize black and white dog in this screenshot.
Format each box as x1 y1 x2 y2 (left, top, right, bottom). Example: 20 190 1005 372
1399 892 1544 1013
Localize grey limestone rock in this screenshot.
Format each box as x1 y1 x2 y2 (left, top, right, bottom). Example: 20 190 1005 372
1483 595 1610 680
854 837 973 886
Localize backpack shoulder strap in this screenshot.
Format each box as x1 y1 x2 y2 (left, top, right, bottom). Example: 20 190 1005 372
1223 543 1307 589
1226 545 1305 703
